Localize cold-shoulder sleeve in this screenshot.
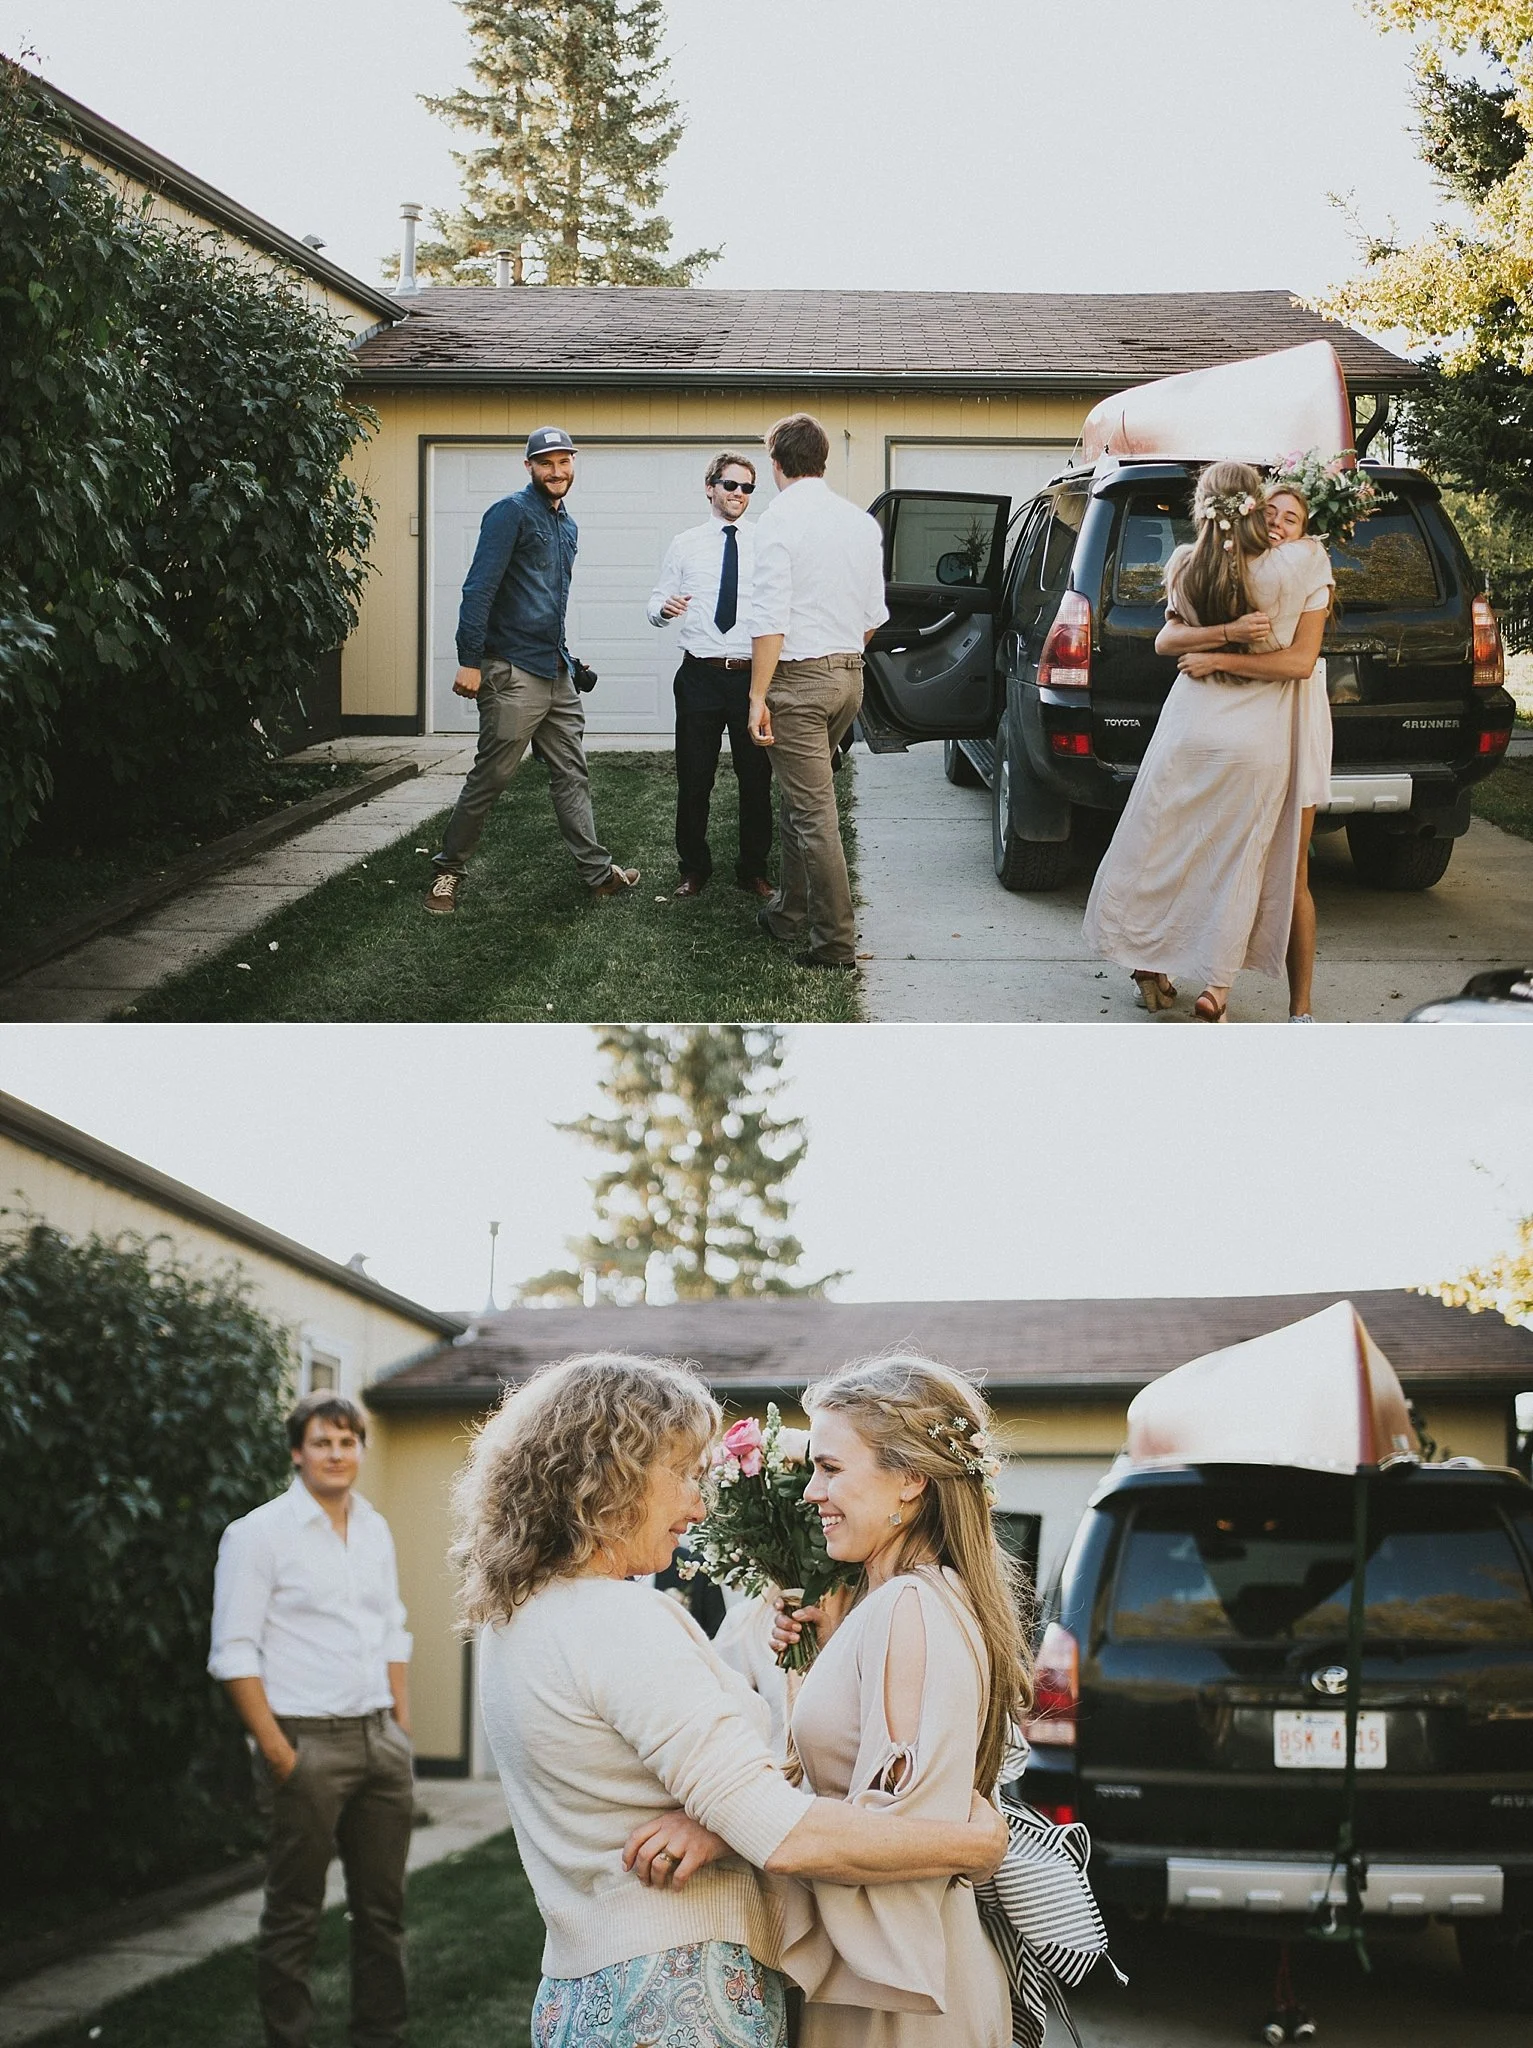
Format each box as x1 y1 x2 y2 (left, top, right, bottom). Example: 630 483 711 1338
779 1573 989 2014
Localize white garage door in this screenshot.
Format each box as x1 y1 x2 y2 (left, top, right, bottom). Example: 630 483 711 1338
995 1455 1116 1598
889 441 1075 513
428 443 777 735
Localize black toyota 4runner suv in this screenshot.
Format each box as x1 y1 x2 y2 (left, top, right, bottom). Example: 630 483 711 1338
861 466 1516 892
1019 1461 1533 2008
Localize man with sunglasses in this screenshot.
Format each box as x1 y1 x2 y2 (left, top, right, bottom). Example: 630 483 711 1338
646 452 774 899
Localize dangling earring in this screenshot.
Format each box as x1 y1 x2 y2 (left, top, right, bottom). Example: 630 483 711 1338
888 1509 904 1527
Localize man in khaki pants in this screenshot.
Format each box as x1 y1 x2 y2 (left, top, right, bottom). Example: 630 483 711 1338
747 414 888 968
210 1393 414 2048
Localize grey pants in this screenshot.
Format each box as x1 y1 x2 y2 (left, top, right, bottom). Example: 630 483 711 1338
759 655 863 962
254 1711 414 2048
434 659 612 885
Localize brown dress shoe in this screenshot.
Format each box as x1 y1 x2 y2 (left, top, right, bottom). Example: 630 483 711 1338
736 875 775 900
590 865 640 897
673 874 706 898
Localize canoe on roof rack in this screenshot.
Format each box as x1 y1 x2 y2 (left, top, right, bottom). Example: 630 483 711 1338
1081 339 1355 470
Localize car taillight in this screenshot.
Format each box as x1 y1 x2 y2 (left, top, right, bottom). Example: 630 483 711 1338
1472 596 1505 690
1038 591 1091 690
1479 728 1510 756
1050 731 1092 756
1031 1800 1078 1825
1023 1620 1079 1746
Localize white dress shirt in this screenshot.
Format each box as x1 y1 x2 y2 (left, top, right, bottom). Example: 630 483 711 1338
208 1477 411 1715
646 514 756 660
748 476 889 659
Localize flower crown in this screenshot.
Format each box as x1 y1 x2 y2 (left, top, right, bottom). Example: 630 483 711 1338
1196 487 1260 554
927 1413 1003 1501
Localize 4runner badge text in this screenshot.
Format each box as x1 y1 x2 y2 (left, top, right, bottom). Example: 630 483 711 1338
1401 718 1460 730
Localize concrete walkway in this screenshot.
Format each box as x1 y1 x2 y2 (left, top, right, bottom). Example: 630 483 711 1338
0 1778 511 2045
0 734 664 1023
855 746 1533 1023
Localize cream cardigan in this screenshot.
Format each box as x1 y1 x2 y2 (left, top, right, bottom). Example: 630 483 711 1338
478 1574 814 1980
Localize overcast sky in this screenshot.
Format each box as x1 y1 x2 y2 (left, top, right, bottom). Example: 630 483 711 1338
2 1026 1528 1316
4 0 1446 299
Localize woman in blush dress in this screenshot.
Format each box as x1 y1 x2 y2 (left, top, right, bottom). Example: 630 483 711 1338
1083 460 1334 1021
771 1353 1030 2048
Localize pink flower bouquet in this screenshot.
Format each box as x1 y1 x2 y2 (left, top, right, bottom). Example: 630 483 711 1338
682 1403 856 1671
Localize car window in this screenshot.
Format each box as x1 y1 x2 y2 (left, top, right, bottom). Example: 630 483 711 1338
1110 1491 1533 1644
1005 501 1054 630
886 496 1005 587
1329 497 1441 610
1040 489 1089 603
1113 490 1196 604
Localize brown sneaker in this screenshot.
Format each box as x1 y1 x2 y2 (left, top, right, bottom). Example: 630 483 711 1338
590 866 640 897
422 871 460 914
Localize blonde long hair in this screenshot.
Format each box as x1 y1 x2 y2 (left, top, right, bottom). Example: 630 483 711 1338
803 1352 1032 1792
450 1352 719 1628
1171 460 1270 628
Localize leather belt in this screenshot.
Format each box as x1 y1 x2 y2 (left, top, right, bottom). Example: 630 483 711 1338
688 654 751 671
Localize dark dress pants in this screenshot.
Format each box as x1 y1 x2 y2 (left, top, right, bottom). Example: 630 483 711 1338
673 654 773 883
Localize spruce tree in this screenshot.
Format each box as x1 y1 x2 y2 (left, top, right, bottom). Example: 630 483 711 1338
412 1 718 286
520 1027 841 1303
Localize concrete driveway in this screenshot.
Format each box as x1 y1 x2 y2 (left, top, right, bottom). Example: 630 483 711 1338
1073 1919 1526 2047
854 749 1533 1023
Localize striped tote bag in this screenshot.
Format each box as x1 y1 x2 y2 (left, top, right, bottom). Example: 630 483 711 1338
974 1741 1125 2048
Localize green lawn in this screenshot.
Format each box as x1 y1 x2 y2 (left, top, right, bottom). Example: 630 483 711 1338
0 761 362 948
29 1831 543 2048
1471 757 1533 844
130 753 863 1023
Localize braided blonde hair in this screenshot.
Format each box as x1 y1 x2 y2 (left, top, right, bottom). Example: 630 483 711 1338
451 1352 719 1627
1170 460 1270 630
804 1352 1032 1792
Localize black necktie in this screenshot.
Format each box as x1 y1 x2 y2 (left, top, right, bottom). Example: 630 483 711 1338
714 524 739 635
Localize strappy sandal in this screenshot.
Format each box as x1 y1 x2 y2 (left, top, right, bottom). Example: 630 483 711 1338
1131 972 1178 1013
1194 988 1229 1022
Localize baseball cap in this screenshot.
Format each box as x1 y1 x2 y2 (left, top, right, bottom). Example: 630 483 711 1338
525 426 577 459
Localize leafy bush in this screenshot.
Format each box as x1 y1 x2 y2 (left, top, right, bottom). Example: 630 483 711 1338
0 63 376 856
0 1218 294 1896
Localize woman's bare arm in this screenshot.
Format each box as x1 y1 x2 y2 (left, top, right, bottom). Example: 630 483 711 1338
624 1787 1007 1890
1154 610 1272 657
1178 609 1325 683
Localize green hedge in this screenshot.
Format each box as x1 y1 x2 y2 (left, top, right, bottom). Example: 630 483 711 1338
0 1219 294 1895
0 63 376 857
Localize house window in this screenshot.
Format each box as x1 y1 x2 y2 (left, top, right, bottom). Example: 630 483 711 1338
1515 1391 1533 1481
299 1330 351 1398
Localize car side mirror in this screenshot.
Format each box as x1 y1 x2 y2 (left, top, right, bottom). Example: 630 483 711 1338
935 551 975 586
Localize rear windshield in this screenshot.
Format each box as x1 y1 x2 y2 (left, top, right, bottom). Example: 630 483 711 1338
1109 486 1442 611
1329 499 1440 609
1110 1488 1533 1645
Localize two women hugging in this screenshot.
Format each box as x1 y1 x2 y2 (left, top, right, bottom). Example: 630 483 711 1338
452 1348 1029 2048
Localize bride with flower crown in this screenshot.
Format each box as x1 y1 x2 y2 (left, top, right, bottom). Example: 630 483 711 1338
1083 459 1334 1021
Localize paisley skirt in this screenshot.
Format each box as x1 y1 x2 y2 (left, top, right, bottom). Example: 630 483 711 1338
532 1940 787 2048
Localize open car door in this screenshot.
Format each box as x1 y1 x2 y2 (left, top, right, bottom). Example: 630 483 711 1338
861 491 1010 748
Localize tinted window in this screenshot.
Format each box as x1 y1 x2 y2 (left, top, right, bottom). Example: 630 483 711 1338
1110 1490 1533 1644
887 496 1004 586
1006 501 1054 630
1040 490 1090 603
1113 491 1196 604
1329 499 1440 610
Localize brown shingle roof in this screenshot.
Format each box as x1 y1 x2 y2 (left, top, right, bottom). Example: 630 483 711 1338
351 289 1419 391
366 1291 1533 1411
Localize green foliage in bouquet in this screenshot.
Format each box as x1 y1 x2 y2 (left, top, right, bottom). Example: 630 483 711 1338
683 1404 857 1671
1268 450 1382 546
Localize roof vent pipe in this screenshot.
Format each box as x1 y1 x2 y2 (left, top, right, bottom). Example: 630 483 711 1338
495 250 513 289
397 202 423 295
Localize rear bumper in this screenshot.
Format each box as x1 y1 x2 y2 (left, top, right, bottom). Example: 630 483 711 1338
1167 1855 1502 1917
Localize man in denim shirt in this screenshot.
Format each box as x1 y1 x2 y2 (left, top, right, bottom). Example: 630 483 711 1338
424 426 639 911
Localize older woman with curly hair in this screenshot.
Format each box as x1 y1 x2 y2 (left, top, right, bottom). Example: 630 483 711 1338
452 1351 1007 2048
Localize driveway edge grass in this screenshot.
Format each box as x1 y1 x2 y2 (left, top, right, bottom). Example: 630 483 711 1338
23 1831 542 2048
129 752 864 1024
